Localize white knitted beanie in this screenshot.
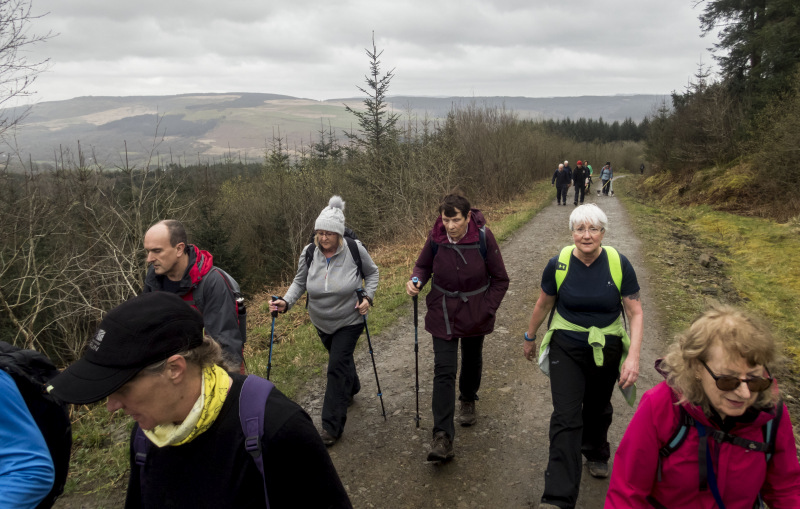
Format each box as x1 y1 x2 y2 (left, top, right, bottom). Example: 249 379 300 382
314 196 346 236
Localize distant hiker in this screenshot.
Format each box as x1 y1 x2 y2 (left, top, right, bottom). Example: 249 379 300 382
552 164 571 206
270 196 379 447
523 204 643 509
143 220 246 372
406 192 509 462
48 292 353 509
0 369 55 508
600 162 613 196
563 160 573 181
607 304 800 508
572 160 588 206
585 160 593 193
639 162 645 175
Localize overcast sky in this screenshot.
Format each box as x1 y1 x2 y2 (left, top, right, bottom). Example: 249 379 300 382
24 0 717 104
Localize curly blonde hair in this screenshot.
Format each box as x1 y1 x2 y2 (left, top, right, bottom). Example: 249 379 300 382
661 303 779 414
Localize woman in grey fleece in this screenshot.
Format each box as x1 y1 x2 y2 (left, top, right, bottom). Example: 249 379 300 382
270 196 379 446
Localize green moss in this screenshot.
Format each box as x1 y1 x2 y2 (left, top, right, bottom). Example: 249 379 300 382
616 178 800 369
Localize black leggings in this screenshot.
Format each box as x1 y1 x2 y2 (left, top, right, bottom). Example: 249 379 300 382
317 323 364 437
541 334 622 509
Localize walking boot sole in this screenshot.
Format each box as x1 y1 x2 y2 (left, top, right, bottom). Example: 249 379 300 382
426 450 455 462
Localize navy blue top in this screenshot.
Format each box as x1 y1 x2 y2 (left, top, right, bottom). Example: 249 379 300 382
541 248 639 345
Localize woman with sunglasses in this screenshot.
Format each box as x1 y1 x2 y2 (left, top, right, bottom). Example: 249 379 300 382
270 196 379 447
523 204 644 509
606 304 800 508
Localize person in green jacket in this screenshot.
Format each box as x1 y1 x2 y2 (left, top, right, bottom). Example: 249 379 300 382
522 203 644 509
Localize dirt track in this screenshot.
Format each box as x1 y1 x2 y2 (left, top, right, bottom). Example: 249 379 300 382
294 185 669 508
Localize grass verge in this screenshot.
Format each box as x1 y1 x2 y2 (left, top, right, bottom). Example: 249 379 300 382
60 180 553 501
615 176 800 449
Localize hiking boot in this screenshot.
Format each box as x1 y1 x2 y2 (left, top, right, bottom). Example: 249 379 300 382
587 461 609 478
427 431 454 462
458 401 477 426
320 429 338 447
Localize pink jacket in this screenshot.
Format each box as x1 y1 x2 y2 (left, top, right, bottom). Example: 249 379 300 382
606 381 800 509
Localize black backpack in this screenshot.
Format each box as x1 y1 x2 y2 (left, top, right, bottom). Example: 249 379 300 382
649 402 783 509
184 266 247 343
0 342 72 509
304 227 364 278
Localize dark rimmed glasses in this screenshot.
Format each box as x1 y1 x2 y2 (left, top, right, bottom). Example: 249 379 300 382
700 360 773 392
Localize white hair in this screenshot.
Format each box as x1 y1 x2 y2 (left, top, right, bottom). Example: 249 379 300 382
564 160 569 165
558 163 564 169
569 203 608 231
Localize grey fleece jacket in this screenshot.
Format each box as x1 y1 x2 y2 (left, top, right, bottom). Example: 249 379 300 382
283 240 379 334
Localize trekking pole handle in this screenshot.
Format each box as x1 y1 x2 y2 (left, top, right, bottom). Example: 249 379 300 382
355 288 365 304
411 277 419 326
270 295 279 318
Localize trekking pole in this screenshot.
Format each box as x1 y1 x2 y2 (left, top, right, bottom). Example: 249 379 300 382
356 288 386 421
412 277 420 428
267 296 278 380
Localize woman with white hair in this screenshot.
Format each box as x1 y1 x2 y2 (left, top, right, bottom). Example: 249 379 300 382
522 203 643 509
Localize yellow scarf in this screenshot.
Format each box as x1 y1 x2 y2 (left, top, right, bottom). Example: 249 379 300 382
144 364 230 447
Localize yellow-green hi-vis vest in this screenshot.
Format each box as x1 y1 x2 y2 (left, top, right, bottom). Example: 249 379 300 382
540 245 636 406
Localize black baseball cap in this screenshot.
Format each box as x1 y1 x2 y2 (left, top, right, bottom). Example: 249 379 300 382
48 292 204 404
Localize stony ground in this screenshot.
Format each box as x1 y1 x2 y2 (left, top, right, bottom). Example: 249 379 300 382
292 187 670 509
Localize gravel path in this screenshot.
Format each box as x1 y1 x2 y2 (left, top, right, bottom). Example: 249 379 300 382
294 185 670 509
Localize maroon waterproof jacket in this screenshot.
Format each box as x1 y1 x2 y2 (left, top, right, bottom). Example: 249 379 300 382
411 209 509 339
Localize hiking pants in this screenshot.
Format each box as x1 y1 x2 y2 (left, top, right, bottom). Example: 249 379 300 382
573 185 585 204
541 333 623 509
556 185 569 204
601 179 610 195
318 323 364 438
431 335 485 440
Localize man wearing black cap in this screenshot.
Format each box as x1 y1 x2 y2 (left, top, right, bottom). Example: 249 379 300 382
48 292 352 508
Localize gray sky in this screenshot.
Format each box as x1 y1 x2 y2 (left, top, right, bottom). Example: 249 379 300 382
26 0 716 103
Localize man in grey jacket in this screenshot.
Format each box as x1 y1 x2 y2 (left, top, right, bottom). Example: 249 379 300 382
143 220 245 371
270 196 379 446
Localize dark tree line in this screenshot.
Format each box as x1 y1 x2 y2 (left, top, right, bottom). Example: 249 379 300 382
529 116 649 143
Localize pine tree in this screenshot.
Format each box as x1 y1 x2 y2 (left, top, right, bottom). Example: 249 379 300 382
343 33 400 158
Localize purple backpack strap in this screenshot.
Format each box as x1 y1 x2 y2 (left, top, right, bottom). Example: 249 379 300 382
239 375 275 509
133 426 150 496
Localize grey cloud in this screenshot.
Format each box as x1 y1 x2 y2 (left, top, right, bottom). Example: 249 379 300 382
28 0 713 102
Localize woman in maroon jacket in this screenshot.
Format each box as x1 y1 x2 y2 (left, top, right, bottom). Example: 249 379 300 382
406 193 509 462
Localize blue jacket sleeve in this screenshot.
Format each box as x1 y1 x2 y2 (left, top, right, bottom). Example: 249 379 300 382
0 370 55 509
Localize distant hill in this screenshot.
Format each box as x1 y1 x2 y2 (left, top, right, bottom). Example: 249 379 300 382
3 92 664 169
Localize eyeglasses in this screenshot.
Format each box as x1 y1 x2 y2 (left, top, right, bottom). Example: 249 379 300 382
700 360 773 392
572 227 604 236
316 231 338 238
